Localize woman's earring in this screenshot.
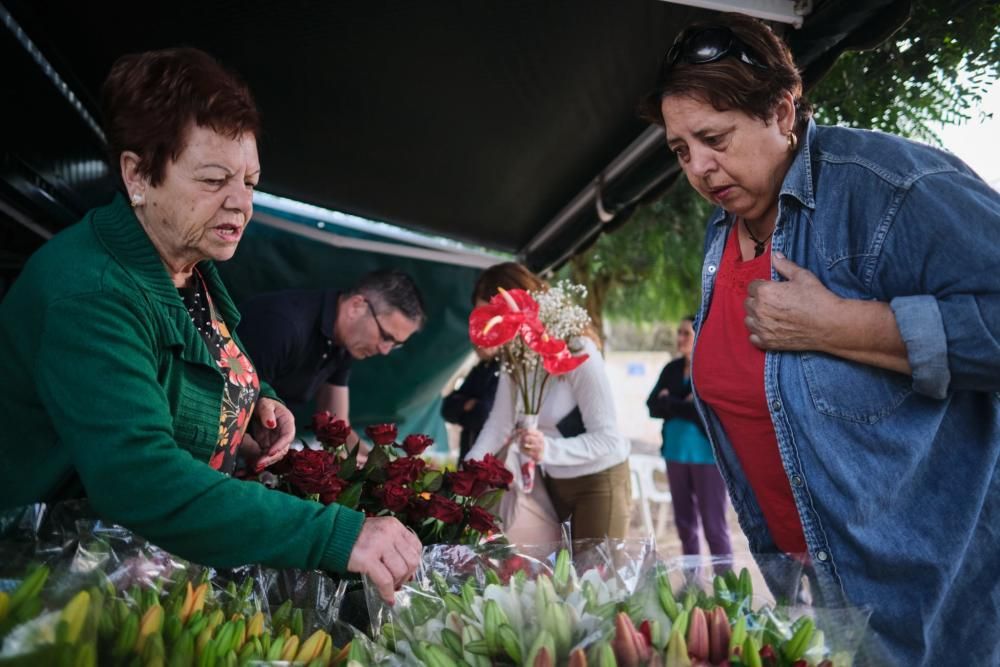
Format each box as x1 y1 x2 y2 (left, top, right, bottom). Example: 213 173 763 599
787 131 798 152
130 193 144 208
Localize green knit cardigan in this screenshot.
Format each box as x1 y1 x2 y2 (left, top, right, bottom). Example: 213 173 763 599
0 194 364 572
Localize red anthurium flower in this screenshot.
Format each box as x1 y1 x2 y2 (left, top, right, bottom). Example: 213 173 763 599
521 320 567 356
468 288 542 348
542 349 589 375
491 288 540 319
469 305 521 348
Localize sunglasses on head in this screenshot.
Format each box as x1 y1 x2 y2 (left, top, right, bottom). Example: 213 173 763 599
661 26 767 72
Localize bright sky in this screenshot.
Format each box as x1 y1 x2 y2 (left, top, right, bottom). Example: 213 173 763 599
934 81 1000 189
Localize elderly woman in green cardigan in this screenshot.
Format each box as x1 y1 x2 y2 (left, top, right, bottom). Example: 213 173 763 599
0 48 419 603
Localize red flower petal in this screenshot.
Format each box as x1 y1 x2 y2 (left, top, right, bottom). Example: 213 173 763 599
542 349 589 375
521 320 567 356
469 304 521 348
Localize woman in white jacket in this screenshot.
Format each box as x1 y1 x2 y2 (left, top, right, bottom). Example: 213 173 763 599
465 263 631 543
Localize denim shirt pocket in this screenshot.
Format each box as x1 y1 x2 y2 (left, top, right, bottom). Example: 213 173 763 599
800 352 912 424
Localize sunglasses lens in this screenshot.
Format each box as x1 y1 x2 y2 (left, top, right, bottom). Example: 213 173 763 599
687 28 731 63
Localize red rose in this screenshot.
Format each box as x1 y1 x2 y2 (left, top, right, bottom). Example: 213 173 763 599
288 449 341 495
447 470 487 498
466 505 497 533
386 457 426 483
427 494 464 524
465 454 513 489
409 495 431 520
312 410 332 429
319 476 348 504
379 482 412 512
313 411 351 446
401 434 433 456
365 423 398 446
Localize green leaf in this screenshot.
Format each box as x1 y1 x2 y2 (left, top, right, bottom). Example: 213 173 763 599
475 488 505 511
421 470 443 493
337 481 364 509
338 444 360 480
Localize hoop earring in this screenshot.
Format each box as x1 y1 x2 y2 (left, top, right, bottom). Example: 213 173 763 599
787 131 798 152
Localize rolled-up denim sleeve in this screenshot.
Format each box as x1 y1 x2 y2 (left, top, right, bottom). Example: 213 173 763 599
879 170 1000 395
890 295 950 399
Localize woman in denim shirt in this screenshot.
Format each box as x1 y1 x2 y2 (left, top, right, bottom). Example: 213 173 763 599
640 14 1000 665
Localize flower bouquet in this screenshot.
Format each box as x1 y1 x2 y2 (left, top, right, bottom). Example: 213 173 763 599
351 543 870 667
468 281 592 491
0 510 380 666
258 412 513 546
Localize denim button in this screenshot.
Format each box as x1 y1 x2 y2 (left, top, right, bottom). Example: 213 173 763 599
707 264 717 274
791 474 803 487
772 399 782 412
816 550 829 562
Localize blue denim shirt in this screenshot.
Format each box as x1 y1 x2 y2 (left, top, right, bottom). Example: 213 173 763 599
692 119 1000 666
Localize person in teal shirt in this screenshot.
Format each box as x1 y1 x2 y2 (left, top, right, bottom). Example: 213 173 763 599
646 317 732 557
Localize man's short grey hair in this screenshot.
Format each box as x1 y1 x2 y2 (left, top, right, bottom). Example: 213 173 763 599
352 270 426 328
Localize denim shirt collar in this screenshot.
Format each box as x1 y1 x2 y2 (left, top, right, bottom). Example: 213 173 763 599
707 118 819 228
779 118 818 210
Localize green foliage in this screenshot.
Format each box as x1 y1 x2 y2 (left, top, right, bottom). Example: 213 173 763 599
573 0 1000 329
811 0 1000 143
565 184 711 326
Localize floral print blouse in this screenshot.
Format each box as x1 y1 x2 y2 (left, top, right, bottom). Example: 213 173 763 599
179 271 259 474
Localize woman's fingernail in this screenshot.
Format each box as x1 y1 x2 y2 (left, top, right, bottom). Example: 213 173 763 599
255 461 268 472
774 250 785 259
266 419 276 428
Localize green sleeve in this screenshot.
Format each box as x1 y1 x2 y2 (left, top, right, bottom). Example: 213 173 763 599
36 293 363 572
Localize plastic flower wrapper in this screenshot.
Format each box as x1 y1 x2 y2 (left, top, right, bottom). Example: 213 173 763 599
363 538 659 666
0 502 362 666
619 552 871 666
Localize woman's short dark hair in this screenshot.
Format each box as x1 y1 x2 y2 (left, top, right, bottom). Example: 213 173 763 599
101 47 260 188
639 13 813 133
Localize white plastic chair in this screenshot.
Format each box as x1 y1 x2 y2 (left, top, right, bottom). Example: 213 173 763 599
629 454 672 538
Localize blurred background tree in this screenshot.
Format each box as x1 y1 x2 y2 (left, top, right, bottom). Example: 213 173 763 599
567 0 1000 343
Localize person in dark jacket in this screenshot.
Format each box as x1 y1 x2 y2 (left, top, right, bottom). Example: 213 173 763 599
441 348 500 461
646 316 731 557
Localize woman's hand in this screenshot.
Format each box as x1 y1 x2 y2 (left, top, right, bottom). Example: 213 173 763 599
244 398 296 472
744 252 842 351
745 252 911 373
518 427 545 462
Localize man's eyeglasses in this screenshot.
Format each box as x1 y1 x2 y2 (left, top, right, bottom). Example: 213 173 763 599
365 298 405 351
661 27 767 73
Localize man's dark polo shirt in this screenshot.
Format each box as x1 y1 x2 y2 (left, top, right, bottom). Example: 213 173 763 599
237 289 352 405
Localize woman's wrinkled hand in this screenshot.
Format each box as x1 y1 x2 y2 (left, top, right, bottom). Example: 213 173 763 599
518 427 545 462
243 398 296 472
744 252 842 352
